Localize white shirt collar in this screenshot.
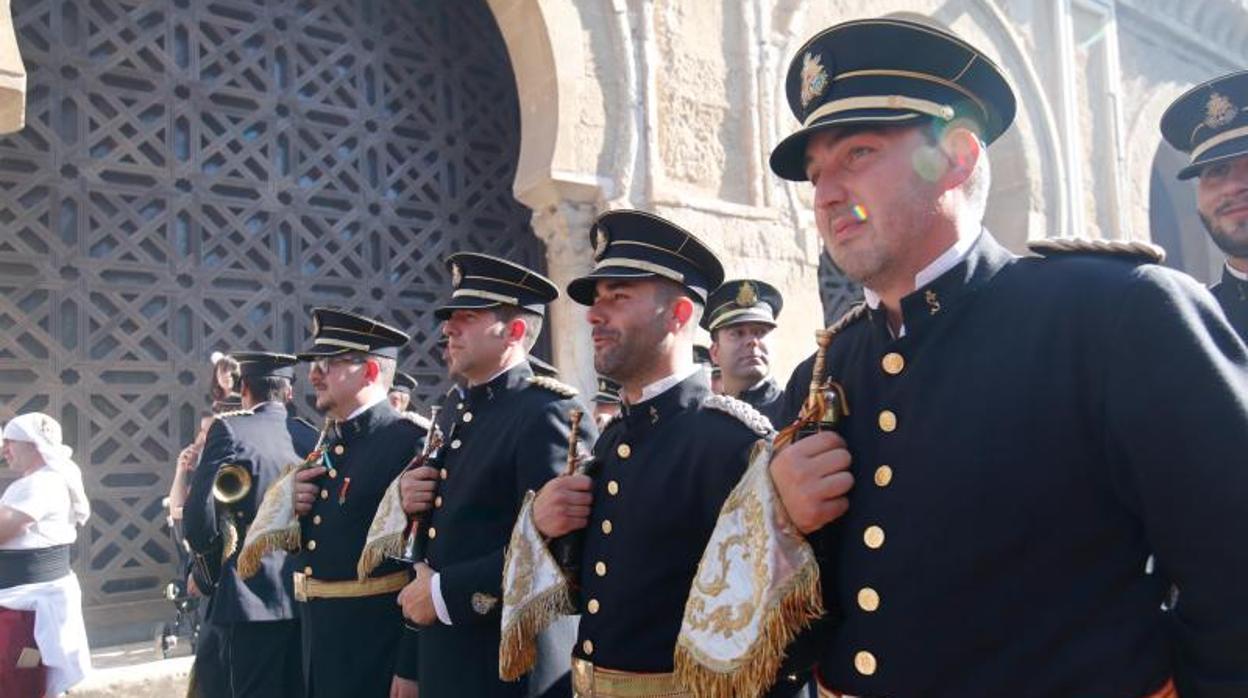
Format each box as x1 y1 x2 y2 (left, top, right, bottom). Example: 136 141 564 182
1227 261 1248 282
346 394 387 421
467 356 527 389
637 364 702 404
250 401 284 412
862 229 981 336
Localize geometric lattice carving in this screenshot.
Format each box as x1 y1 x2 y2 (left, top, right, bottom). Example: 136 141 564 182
0 0 543 628
817 251 865 326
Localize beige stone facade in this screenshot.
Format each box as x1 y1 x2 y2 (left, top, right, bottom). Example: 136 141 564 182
483 0 1248 393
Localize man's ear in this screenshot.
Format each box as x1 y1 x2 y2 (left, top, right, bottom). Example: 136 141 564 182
709 340 721 365
937 126 982 192
506 318 527 344
670 295 695 329
363 358 380 383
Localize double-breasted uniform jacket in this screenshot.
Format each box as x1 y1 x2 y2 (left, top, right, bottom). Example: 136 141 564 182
571 372 766 673
1211 266 1248 341
776 231 1248 697
295 400 426 697
184 402 305 625
737 375 785 429
415 361 596 697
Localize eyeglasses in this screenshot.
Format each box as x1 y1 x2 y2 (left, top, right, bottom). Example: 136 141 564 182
310 355 367 374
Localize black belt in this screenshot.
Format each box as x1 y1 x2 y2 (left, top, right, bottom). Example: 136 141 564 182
0 545 71 589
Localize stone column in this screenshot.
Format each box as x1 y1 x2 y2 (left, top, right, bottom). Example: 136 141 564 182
530 197 601 397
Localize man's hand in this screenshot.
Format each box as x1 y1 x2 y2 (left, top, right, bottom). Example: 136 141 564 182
186 573 202 599
177 445 200 473
532 474 593 538
769 431 854 534
399 466 439 515
389 675 419 698
292 466 327 516
397 562 438 626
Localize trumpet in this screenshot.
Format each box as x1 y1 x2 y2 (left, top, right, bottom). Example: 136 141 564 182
213 463 253 505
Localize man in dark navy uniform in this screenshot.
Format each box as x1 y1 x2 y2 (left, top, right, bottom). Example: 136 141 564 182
590 376 621 430
760 18 1248 698
1161 70 1248 340
288 308 427 698
388 370 432 431
703 279 786 427
530 210 773 696
183 352 308 697
395 253 595 698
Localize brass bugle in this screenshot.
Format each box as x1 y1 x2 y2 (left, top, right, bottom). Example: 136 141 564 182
213 463 252 505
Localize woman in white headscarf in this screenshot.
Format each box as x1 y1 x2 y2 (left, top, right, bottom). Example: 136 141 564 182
0 413 92 697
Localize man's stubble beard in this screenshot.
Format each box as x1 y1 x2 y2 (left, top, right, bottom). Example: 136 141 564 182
1201 212 1248 259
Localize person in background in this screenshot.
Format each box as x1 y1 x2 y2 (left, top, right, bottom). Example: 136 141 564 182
0 413 92 697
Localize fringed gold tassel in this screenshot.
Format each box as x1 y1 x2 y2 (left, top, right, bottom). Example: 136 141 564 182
236 523 301 579
673 560 824 698
221 518 239 563
499 581 575 682
356 531 406 580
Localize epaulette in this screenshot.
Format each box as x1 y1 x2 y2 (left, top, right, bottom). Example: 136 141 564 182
213 408 253 420
527 375 579 398
702 394 773 437
1028 237 1165 265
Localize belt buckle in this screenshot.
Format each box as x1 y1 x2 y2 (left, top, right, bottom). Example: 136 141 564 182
571 657 593 697
293 571 308 602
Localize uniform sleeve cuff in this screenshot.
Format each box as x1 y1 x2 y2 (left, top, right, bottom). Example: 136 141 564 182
431 572 453 625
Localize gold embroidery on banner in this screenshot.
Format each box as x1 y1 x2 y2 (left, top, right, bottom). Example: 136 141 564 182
683 475 769 638
503 526 536 607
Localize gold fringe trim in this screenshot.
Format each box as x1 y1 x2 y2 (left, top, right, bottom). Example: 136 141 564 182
673 559 824 698
356 531 406 580
499 580 575 682
237 523 301 580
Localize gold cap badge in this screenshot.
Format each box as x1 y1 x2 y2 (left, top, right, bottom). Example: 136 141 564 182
592 225 609 261
1205 92 1237 131
800 52 829 109
450 261 463 288
735 281 758 307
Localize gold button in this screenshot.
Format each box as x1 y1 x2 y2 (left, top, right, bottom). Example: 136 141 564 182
594 561 607 577
878 410 897 433
587 599 600 614
616 443 631 458
434 496 443 508
333 444 345 455
328 468 338 479
864 525 885 550
440 468 448 480
428 527 437 539
881 352 905 375
303 566 313 575
319 489 328 500
854 650 877 676
582 640 594 656
607 480 620 496
313 515 322 525
601 519 613 535
462 412 473 423
451 439 462 449
857 587 880 612
874 465 893 488
306 540 317 550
